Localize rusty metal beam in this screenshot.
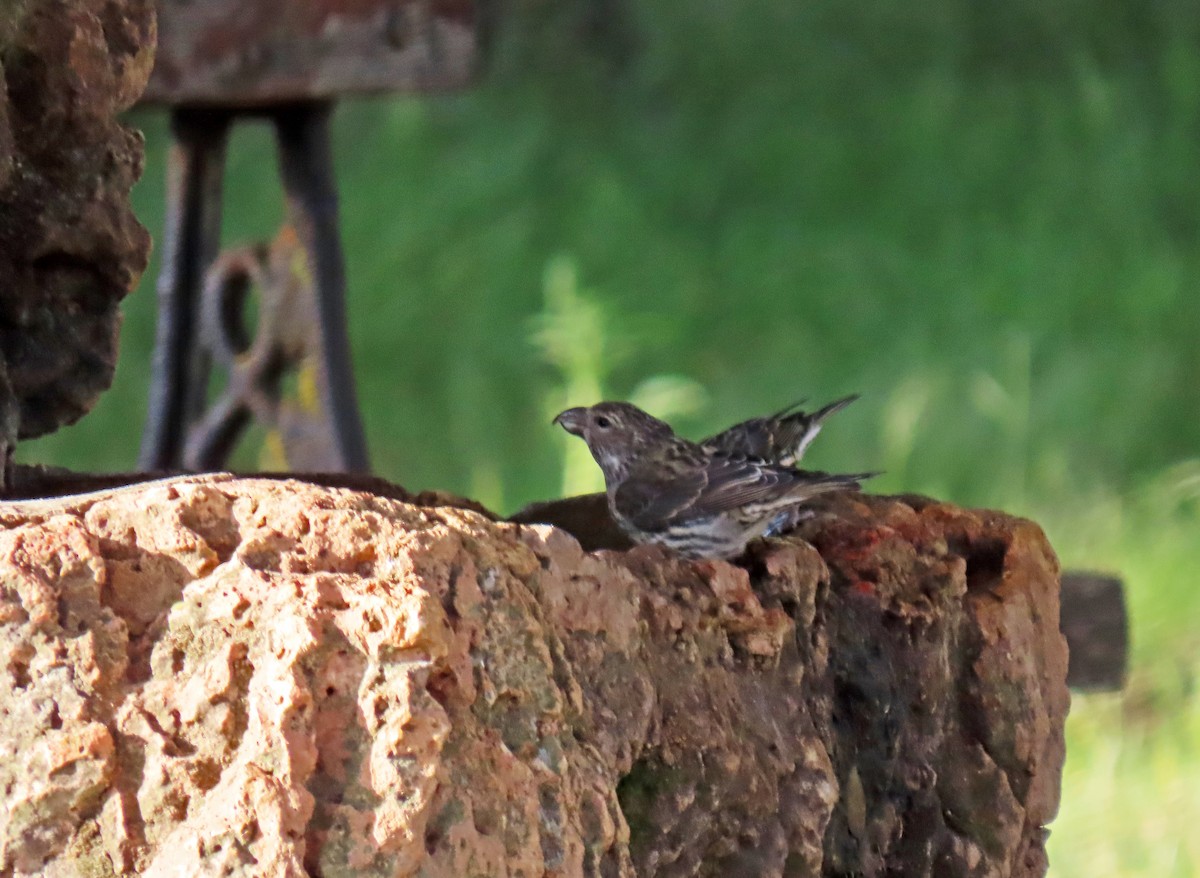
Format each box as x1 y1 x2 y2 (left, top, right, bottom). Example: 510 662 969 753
141 0 477 107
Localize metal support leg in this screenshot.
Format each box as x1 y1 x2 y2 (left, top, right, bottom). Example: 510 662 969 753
273 102 370 473
139 102 370 474
139 108 232 470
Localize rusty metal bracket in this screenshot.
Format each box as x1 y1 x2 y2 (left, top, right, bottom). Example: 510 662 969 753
139 103 370 473
137 0 479 474
184 223 357 471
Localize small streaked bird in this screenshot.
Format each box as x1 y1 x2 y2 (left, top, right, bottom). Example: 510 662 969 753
701 394 859 467
701 394 861 537
554 402 872 560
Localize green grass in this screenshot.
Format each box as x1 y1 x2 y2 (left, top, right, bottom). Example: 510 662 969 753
1042 473 1200 876
17 1 1200 873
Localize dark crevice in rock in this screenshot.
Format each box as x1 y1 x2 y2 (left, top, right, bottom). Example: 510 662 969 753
962 536 1009 593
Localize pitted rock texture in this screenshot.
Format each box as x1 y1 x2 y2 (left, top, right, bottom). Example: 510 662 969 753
0 0 154 455
0 475 1068 876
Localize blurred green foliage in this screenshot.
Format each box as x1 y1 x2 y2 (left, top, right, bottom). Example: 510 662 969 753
18 1 1200 873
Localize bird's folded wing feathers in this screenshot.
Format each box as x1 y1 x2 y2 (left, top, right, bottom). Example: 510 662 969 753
612 467 707 530
700 394 859 464
687 457 820 515
616 457 850 529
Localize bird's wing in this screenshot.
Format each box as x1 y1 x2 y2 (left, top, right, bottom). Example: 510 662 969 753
616 455 850 530
699 398 810 458
812 393 860 421
766 396 812 420
687 456 817 515
767 394 860 464
690 458 871 517
701 395 859 465
612 464 708 531
699 419 768 458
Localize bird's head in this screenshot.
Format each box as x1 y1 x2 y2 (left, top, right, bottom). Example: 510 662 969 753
553 401 675 483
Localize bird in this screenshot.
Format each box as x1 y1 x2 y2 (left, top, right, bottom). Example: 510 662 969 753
701 394 861 537
553 401 872 560
701 394 859 467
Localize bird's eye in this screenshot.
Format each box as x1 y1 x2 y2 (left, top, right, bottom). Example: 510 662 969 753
594 415 612 429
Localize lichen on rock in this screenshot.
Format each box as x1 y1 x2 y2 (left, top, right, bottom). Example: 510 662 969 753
0 475 1068 875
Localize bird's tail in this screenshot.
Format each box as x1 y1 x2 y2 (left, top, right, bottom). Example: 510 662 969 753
768 393 857 422
786 468 878 499
772 394 861 466
807 393 860 423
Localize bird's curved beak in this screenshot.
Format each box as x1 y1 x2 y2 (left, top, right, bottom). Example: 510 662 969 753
553 407 587 436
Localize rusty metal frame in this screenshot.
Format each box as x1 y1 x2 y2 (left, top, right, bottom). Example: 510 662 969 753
137 0 479 474
139 102 370 473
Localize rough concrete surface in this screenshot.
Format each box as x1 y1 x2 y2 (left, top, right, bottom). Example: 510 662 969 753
0 475 1068 876
0 0 154 456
